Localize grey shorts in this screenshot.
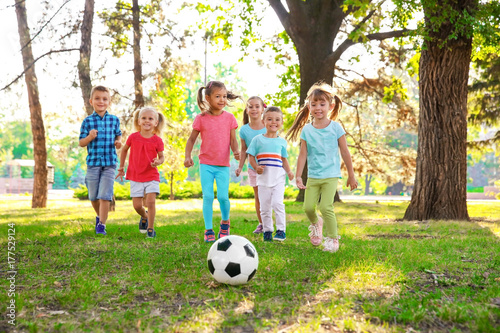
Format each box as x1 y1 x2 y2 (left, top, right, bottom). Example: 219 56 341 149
130 180 160 198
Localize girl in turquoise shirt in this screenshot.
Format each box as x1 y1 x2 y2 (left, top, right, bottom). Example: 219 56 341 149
287 82 358 253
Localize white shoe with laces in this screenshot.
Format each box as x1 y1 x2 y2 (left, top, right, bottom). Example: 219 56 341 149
308 216 323 246
322 236 340 253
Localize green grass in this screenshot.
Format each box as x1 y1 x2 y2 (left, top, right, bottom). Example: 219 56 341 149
1 198 499 332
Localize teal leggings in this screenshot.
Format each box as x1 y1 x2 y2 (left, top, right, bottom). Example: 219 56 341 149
303 177 339 238
200 164 230 230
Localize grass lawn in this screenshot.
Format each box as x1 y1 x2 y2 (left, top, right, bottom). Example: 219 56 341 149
1 198 499 332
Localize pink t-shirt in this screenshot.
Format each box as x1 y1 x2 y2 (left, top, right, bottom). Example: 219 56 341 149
193 111 238 167
125 132 164 182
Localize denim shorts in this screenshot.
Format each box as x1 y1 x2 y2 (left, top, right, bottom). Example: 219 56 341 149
130 180 160 197
85 166 116 201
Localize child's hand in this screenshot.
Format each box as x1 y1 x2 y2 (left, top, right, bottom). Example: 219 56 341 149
235 167 242 177
151 158 161 167
233 151 240 161
256 165 265 174
287 171 294 181
296 176 306 189
115 168 125 181
346 175 358 191
184 157 194 168
88 129 98 141
114 140 122 149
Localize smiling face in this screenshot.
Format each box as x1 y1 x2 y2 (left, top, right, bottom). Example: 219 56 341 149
89 90 111 115
138 109 159 132
263 110 283 135
205 87 228 112
308 94 334 121
246 98 264 120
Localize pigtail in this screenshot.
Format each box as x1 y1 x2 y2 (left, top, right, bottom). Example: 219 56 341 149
242 106 249 124
226 90 242 103
286 104 311 141
132 109 141 132
329 95 342 121
155 112 166 136
196 86 209 113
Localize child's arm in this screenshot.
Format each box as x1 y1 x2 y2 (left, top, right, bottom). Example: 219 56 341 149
114 135 122 149
338 135 358 191
249 155 264 174
282 157 294 181
295 139 308 189
230 128 240 161
184 129 200 168
151 151 165 167
116 143 130 181
79 129 98 147
236 139 247 177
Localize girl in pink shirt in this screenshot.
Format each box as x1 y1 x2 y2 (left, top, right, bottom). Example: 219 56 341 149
184 81 241 242
116 107 165 238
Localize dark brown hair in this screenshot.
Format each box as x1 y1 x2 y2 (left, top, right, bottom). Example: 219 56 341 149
286 82 342 141
196 80 241 113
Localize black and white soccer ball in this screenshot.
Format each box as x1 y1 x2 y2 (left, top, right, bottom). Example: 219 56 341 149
207 235 259 285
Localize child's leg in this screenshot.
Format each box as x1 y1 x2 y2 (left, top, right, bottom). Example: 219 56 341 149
253 186 263 225
258 186 274 232
132 197 147 217
272 183 286 232
85 166 100 217
303 178 322 224
96 166 116 224
90 200 100 216
145 192 157 229
214 166 230 221
317 178 339 238
200 164 216 230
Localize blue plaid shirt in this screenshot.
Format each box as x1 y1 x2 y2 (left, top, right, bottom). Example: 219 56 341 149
79 111 122 167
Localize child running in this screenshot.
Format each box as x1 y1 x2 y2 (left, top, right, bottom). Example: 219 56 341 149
79 85 122 235
116 107 165 238
287 82 357 252
246 106 294 242
184 80 240 242
235 96 267 234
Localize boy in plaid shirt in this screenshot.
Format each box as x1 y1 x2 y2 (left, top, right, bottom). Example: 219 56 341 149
79 86 122 235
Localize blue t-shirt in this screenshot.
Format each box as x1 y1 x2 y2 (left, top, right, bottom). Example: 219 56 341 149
239 123 266 170
246 134 288 187
300 121 345 179
79 111 122 167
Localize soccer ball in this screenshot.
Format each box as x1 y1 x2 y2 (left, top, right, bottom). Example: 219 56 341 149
207 235 259 285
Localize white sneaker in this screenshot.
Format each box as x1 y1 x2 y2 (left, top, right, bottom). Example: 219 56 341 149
308 216 323 246
323 236 340 253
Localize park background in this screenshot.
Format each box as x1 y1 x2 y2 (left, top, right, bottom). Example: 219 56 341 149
0 0 498 204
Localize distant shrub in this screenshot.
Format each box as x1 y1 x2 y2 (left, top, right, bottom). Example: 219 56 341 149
114 183 131 200
73 184 88 200
467 186 484 193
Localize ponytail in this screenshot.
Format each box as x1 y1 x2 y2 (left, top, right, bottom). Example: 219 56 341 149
329 95 342 121
286 104 311 141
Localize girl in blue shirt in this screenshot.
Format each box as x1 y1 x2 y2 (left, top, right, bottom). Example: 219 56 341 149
236 96 267 234
287 82 357 253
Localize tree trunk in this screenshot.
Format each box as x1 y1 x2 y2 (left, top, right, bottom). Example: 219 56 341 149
170 172 174 200
15 0 48 208
132 0 144 111
78 0 94 116
404 0 477 221
364 174 372 195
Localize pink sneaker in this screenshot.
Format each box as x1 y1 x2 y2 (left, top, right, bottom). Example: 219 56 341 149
253 224 263 234
308 216 323 246
323 236 340 253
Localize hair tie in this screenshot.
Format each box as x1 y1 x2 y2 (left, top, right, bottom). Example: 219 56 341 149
263 103 267 108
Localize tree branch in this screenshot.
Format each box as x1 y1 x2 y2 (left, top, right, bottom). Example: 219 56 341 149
267 0 290 31
1 48 79 91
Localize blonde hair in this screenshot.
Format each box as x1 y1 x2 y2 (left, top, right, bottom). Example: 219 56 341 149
133 107 166 135
90 85 110 98
242 96 266 125
196 80 241 113
286 82 342 141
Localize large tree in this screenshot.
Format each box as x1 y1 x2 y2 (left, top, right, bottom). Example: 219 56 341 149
14 0 48 208
403 0 499 220
78 0 95 116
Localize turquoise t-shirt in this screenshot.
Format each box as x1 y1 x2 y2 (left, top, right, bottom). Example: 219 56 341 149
239 123 266 170
246 134 288 187
300 121 346 179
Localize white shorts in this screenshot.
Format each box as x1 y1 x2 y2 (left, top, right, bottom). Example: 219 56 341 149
130 180 160 197
248 168 257 188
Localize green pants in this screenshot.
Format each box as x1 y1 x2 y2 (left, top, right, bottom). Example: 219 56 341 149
303 177 339 238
